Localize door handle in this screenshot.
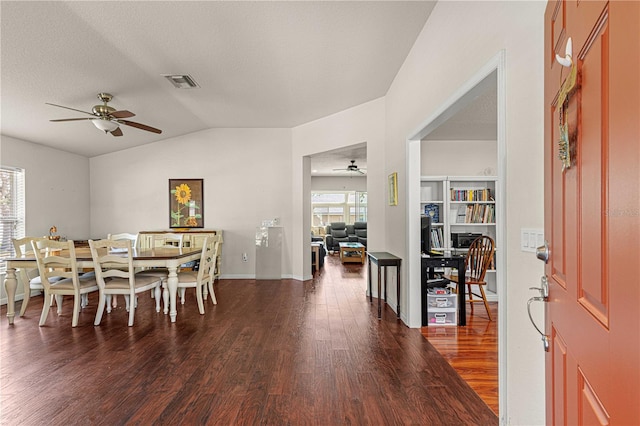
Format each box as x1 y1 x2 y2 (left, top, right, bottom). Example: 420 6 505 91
528 276 550 352
536 240 550 264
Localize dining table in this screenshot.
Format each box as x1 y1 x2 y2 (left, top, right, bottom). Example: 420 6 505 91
3 245 203 325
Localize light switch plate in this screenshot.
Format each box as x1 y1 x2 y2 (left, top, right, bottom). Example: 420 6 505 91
521 228 544 252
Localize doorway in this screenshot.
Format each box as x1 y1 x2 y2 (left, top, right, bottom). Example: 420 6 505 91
406 51 507 414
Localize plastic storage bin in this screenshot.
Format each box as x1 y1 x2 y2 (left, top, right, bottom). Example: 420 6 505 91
426 291 457 326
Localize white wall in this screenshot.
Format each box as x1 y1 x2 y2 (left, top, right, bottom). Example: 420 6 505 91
384 2 546 425
421 140 497 176
89 128 293 279
311 175 366 192
291 98 385 281
1 135 90 302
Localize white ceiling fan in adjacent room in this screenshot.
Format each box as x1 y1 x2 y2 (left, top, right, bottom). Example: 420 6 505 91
333 160 366 175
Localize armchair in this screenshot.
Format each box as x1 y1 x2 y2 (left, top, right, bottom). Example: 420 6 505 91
325 222 349 252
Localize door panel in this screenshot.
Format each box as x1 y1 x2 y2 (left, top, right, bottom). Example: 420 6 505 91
579 371 610 426
552 329 568 425
544 1 640 424
577 15 608 326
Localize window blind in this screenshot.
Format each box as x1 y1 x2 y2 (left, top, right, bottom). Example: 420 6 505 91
0 166 25 273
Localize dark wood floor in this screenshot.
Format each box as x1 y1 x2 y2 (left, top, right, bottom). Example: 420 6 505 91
1 255 497 425
422 302 499 415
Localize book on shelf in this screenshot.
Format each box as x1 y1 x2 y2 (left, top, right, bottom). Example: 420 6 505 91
456 204 495 223
429 226 444 249
450 188 494 202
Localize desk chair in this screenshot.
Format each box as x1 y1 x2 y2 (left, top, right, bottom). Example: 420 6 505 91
444 235 495 321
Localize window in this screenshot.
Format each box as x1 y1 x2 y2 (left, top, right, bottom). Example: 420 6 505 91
0 167 25 273
311 191 367 228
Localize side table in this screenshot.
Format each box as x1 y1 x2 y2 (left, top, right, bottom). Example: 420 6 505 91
367 252 402 319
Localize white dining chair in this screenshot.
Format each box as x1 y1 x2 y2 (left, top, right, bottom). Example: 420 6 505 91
172 236 218 314
89 239 162 327
13 236 63 316
202 235 222 305
106 232 140 308
31 239 99 327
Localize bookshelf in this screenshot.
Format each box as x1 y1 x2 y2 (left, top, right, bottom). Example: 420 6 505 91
420 176 498 297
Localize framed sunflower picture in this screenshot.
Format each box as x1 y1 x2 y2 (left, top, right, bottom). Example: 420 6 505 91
169 178 204 228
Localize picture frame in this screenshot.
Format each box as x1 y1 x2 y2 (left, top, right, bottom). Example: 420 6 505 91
388 172 398 206
169 178 204 228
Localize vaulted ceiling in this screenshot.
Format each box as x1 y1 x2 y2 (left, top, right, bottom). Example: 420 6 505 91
1 1 437 158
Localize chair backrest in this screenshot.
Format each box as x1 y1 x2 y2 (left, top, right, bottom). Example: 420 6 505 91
107 232 139 249
194 236 217 283
465 236 495 282
88 239 135 290
151 233 184 248
30 239 80 291
13 236 47 284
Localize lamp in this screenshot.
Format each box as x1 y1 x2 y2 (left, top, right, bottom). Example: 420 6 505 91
92 118 119 133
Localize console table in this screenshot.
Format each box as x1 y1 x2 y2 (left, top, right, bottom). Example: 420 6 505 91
421 255 466 326
367 252 402 319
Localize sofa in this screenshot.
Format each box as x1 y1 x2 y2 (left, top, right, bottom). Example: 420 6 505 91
325 221 367 252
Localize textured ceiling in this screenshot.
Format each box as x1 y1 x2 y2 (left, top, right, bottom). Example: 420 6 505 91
1 1 436 158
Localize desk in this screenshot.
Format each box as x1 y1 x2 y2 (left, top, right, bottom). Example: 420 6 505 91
367 252 402 319
3 246 202 325
421 255 466 326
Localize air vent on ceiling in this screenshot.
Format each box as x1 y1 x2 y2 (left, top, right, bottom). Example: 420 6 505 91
162 74 200 89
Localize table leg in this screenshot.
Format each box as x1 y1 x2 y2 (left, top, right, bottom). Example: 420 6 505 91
314 249 319 271
396 264 401 318
167 266 179 323
384 266 388 302
458 258 466 326
4 268 18 325
377 265 382 319
367 257 372 303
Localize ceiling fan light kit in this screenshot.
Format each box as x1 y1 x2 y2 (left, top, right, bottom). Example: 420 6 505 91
92 118 119 133
46 92 162 137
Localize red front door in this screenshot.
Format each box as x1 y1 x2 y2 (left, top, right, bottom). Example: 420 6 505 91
544 0 639 424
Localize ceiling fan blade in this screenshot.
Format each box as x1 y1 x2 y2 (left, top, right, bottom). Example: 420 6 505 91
45 102 95 117
110 127 124 137
118 119 162 134
110 110 135 119
50 117 93 122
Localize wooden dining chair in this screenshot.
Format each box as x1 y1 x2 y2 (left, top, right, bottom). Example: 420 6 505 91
107 232 139 249
31 239 99 327
444 235 495 321
13 236 62 316
172 236 218 314
106 232 140 308
202 235 222 305
89 239 162 326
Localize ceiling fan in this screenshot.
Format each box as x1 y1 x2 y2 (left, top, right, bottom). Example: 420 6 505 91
333 160 366 175
46 93 162 137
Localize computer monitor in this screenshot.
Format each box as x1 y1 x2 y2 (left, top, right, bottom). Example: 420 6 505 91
421 215 431 254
